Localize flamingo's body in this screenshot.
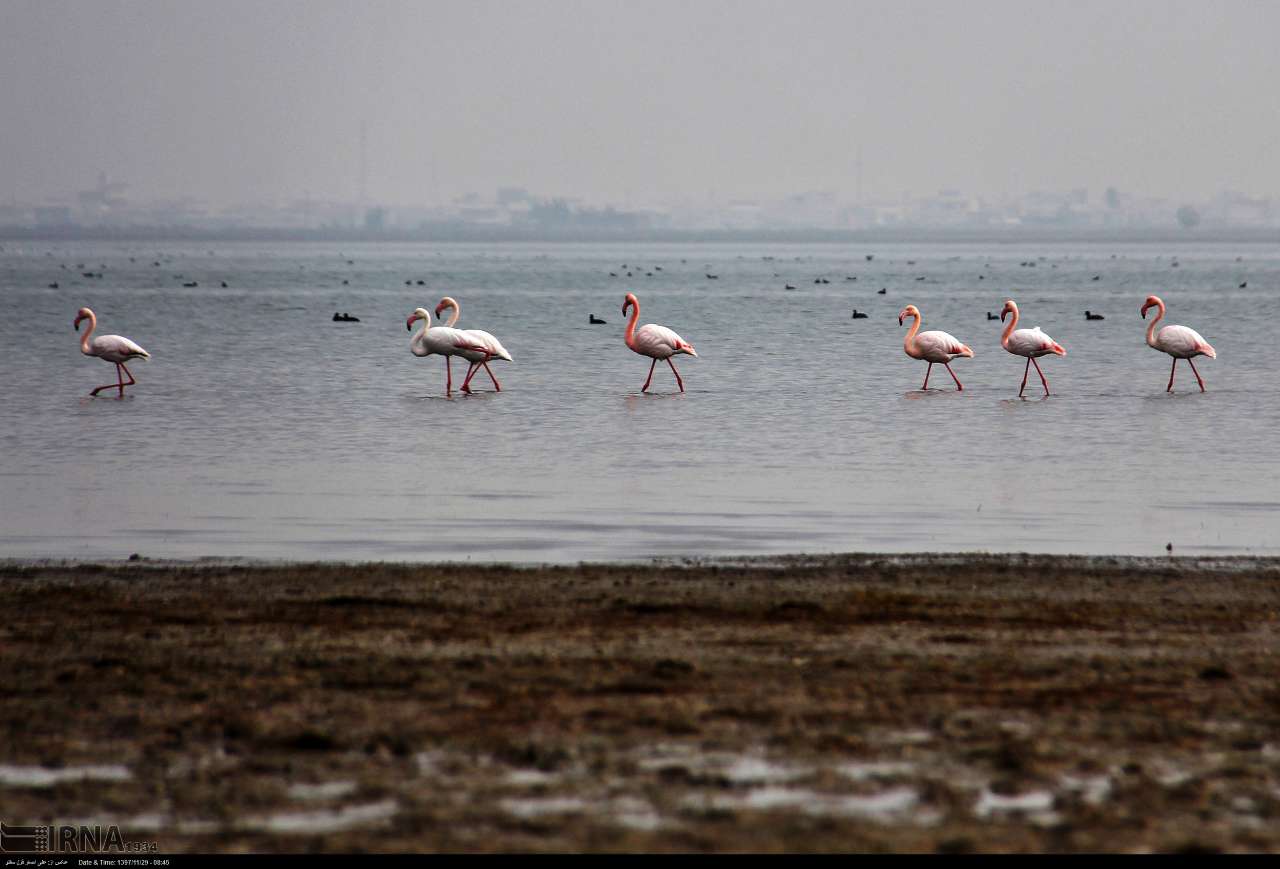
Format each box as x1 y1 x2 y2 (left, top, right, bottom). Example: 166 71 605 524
622 292 697 392
1141 295 1216 392
899 304 973 390
432 296 513 393
1000 300 1066 396
73 307 150 397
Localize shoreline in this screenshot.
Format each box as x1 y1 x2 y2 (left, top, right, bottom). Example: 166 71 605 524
7 550 1280 571
3 553 1278 852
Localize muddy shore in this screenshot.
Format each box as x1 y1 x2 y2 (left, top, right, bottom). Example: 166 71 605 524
1 554 1278 852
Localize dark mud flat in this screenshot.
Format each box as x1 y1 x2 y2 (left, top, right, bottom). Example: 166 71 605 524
1 554 1279 853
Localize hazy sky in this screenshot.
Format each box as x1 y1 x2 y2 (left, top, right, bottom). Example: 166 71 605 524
3 0 1278 207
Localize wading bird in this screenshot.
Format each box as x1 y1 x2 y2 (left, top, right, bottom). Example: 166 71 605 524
622 292 697 393
434 296 513 393
999 300 1066 396
899 304 973 391
1141 295 1216 392
73 307 150 397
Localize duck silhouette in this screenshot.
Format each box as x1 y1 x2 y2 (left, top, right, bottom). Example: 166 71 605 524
1085 310 1105 320
588 314 607 324
987 312 998 320
851 309 868 319
877 288 887 295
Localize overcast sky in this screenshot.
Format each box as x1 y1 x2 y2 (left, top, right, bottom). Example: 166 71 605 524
3 0 1278 207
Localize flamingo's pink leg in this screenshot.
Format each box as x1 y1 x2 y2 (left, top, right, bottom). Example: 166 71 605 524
642 358 657 392
1167 357 1177 392
482 362 502 391
667 358 685 393
461 352 494 394
1031 358 1049 394
90 363 130 397
944 363 963 391
461 363 479 393
1019 357 1030 397
922 362 933 390
445 357 453 393
1187 358 1206 392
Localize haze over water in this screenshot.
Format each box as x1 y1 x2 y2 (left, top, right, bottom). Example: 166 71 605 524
2 240 1277 562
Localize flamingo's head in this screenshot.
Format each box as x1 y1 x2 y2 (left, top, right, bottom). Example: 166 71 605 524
73 307 92 331
622 292 638 317
434 296 458 320
1140 295 1164 318
406 308 429 331
898 304 919 326
1000 299 1017 322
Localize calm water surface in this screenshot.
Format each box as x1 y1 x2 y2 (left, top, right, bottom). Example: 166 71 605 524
2 241 1277 561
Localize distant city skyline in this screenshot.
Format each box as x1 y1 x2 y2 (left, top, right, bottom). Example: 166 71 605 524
4 174 1276 237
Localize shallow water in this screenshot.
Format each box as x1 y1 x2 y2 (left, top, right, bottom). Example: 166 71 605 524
1 240 1277 561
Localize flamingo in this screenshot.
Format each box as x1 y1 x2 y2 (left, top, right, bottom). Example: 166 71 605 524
999 300 1066 397
433 296 513 393
406 306 487 394
898 304 973 391
1141 295 1216 392
73 307 150 397
622 292 698 393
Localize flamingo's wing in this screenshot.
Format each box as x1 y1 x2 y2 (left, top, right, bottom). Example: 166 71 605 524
1007 327 1058 356
461 328 513 362
916 329 970 360
1159 324 1215 358
635 323 693 358
92 334 150 362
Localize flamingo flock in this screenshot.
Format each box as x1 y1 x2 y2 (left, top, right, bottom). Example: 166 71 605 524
72 292 1217 399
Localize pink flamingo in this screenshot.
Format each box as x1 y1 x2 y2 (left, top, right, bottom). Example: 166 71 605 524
1141 294 1216 392
73 307 150 397
622 292 698 392
433 296 513 393
898 304 973 390
1000 299 1066 396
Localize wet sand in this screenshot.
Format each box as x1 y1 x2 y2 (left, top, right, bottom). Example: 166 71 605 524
1 554 1278 853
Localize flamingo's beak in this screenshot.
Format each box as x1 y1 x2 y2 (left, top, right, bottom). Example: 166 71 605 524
1000 309 1008 322
406 315 416 331
898 315 904 326
1140 304 1149 319
433 304 444 318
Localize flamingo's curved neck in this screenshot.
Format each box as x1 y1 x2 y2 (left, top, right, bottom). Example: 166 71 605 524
624 300 640 348
78 311 96 355
414 309 432 344
1145 301 1165 348
1000 307 1018 348
441 299 460 327
903 312 921 353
